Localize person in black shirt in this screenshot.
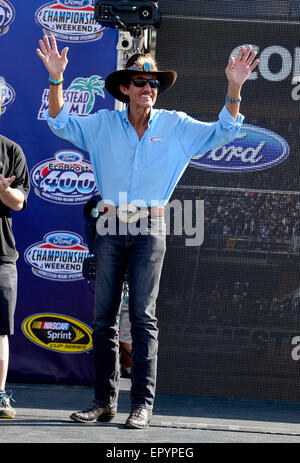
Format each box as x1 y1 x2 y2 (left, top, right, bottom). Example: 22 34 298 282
0 122 30 419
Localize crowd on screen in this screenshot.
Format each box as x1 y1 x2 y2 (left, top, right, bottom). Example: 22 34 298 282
197 280 300 328
170 188 300 253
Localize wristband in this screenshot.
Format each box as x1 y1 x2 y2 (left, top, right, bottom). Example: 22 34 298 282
226 95 241 104
49 76 63 86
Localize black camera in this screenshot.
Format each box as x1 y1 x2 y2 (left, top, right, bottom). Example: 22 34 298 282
82 195 101 282
94 0 161 30
82 255 96 280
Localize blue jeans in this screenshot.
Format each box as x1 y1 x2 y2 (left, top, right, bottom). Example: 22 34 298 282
92 216 166 410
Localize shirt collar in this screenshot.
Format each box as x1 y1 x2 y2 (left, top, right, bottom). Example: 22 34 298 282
122 106 157 126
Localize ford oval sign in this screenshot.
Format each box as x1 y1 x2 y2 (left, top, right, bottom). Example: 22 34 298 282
57 0 92 7
46 233 80 248
189 124 289 172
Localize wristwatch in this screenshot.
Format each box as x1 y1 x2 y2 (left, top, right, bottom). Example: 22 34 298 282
226 95 241 103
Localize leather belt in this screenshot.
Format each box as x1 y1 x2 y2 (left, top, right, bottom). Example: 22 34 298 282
100 204 164 223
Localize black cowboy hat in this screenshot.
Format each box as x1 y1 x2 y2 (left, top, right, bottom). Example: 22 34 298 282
105 53 177 103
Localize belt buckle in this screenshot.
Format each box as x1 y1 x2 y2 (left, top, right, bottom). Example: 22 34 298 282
117 204 149 223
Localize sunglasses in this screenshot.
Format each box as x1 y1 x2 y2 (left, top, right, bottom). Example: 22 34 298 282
130 78 160 89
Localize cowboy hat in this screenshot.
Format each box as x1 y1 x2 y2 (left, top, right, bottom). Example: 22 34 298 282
105 53 177 103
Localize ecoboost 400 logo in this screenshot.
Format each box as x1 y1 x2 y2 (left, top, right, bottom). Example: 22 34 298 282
22 313 93 354
0 78 15 115
24 231 91 282
38 75 105 119
30 150 97 205
35 0 105 43
0 1 15 36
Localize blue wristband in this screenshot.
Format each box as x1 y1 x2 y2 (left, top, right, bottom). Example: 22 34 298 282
226 95 241 104
49 76 63 85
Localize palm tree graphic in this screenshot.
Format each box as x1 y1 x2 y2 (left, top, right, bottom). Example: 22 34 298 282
68 75 105 114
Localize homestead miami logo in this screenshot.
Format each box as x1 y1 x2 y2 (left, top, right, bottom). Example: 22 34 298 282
35 0 106 43
38 75 105 119
24 231 90 281
30 150 97 205
0 1 15 36
22 313 93 353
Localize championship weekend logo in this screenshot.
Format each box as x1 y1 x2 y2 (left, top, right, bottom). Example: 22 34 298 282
24 231 91 281
38 75 105 119
30 150 97 205
22 313 93 353
0 1 15 36
35 0 106 43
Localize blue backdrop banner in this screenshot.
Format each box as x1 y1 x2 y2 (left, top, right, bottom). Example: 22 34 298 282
2 0 118 385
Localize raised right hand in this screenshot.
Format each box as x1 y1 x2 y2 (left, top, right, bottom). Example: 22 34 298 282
36 34 69 80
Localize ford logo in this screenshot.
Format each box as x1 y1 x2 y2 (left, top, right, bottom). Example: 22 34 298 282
56 152 82 163
189 124 289 172
46 233 80 248
57 0 92 8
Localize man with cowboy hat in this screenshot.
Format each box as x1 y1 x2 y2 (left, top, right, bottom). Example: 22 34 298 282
36 34 258 429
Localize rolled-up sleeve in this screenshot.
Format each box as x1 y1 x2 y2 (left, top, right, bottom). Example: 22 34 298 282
178 105 244 160
44 105 99 152
218 104 244 133
44 105 70 130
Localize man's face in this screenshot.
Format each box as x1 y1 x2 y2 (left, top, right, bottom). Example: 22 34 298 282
120 73 159 110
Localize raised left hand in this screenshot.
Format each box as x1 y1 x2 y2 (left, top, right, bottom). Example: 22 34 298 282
225 45 259 88
0 174 15 192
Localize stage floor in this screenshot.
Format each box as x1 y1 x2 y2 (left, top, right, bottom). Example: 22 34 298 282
1 382 300 444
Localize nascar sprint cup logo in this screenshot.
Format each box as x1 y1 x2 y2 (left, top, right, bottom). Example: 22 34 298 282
24 231 90 281
190 125 289 172
35 0 106 42
22 313 93 353
30 150 97 205
38 75 105 119
0 1 15 36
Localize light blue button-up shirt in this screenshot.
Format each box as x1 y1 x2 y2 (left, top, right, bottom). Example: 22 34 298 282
45 105 244 206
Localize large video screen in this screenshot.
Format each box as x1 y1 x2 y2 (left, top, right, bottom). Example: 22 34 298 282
155 13 300 400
